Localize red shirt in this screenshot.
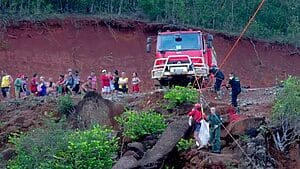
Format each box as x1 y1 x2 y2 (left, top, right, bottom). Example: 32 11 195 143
227 106 240 123
101 75 110 87
30 78 38 92
188 109 206 122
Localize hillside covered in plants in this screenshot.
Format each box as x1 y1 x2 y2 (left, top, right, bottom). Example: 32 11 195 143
0 0 299 46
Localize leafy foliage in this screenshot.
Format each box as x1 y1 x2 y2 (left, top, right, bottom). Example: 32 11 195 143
270 76 300 151
58 95 74 116
239 134 250 143
176 138 194 152
271 76 300 123
8 122 118 169
116 110 167 140
0 0 299 46
164 85 199 108
52 125 119 169
7 120 70 169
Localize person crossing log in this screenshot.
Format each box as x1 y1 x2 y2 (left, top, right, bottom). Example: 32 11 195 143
207 107 223 153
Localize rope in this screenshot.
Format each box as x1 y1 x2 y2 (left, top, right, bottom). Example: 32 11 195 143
196 0 266 89
193 78 258 167
202 98 258 168
192 0 267 162
196 92 258 168
219 0 266 69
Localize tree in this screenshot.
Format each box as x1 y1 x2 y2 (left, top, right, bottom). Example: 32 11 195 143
270 76 300 152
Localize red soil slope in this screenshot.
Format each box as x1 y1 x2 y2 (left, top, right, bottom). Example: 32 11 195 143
0 19 299 92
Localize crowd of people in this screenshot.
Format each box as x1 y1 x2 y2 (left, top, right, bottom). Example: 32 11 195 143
0 68 142 100
2 65 242 154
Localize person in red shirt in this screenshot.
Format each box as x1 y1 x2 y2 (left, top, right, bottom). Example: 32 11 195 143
100 69 111 95
188 103 207 148
30 73 38 96
227 105 240 123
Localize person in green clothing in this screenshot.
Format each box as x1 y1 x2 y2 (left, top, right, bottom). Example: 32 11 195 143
14 74 24 98
207 107 223 153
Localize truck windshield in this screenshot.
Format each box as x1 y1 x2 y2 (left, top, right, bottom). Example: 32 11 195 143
157 33 201 51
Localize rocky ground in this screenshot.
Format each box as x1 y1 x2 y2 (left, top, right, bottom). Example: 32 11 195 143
0 85 298 169
0 17 299 169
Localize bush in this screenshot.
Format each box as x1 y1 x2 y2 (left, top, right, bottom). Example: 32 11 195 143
116 110 167 140
176 138 194 152
270 76 300 152
8 122 118 169
164 85 199 109
8 120 70 169
53 125 119 169
58 95 74 116
271 76 300 122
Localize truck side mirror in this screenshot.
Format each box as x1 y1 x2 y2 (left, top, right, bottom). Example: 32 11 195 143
207 34 213 48
146 37 152 53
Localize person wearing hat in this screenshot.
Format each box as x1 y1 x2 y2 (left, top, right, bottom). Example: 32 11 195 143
188 103 207 148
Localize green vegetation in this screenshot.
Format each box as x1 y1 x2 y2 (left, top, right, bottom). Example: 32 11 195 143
270 76 300 152
116 110 167 140
176 138 194 152
52 125 118 169
239 134 250 143
1 0 299 46
271 76 300 123
8 121 118 169
8 120 70 169
164 85 199 109
58 95 74 116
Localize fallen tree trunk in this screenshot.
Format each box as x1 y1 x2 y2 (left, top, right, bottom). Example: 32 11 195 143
137 116 190 169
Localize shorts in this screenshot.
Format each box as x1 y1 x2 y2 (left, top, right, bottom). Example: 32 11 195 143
102 86 111 93
194 122 201 132
110 83 115 91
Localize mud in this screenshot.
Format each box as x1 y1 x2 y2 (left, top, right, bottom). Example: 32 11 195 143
0 18 299 94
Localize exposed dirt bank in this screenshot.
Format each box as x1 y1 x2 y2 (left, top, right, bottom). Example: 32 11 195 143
0 18 299 93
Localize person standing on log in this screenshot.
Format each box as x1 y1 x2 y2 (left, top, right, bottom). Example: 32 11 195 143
207 107 222 153
188 103 207 148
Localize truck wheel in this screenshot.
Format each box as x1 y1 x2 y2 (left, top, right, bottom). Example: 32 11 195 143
158 79 169 88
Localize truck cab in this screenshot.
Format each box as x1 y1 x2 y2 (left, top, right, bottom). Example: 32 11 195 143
147 30 217 87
